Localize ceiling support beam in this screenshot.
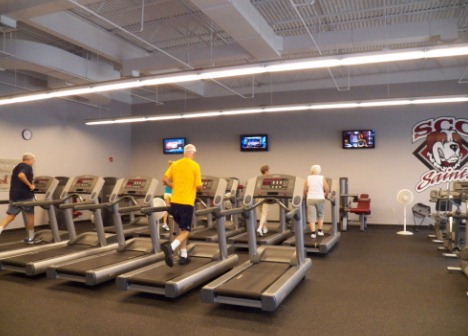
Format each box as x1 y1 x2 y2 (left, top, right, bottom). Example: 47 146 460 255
190 0 282 60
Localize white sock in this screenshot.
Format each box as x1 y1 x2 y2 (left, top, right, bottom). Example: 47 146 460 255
170 239 180 251
27 229 34 240
180 249 188 258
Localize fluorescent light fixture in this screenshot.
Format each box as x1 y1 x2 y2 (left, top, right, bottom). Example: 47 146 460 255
309 102 359 109
359 100 411 107
412 97 468 104
146 115 184 121
0 44 467 107
182 111 222 118
221 108 264 116
141 74 199 86
84 95 468 125
263 105 311 112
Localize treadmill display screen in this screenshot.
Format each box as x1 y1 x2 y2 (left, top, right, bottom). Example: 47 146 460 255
201 179 213 190
262 178 288 190
125 179 147 190
75 178 94 188
34 178 50 190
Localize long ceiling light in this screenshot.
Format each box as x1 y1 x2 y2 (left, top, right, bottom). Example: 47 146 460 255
0 44 467 107
84 95 468 125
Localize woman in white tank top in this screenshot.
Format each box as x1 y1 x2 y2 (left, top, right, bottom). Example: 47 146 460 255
304 165 330 239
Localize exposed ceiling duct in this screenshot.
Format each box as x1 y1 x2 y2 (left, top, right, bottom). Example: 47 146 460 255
0 0 466 106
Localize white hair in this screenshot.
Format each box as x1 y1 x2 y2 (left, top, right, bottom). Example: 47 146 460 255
310 165 321 174
22 153 35 161
184 144 197 153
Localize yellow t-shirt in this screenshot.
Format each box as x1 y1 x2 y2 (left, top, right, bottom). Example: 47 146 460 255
164 157 202 206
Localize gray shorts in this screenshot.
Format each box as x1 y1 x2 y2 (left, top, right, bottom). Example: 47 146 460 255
6 199 35 215
306 198 325 223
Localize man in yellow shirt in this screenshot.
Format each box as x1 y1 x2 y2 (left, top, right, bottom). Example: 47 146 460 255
162 144 202 266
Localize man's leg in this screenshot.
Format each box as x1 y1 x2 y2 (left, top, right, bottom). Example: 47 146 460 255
0 214 17 236
25 212 35 240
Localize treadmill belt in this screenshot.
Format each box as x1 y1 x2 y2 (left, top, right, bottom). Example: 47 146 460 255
191 228 217 239
57 250 147 275
0 241 46 252
130 257 212 286
216 262 290 300
232 231 278 244
304 233 330 247
2 244 91 266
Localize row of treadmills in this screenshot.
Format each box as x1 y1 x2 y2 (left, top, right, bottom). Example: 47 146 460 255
0 173 340 311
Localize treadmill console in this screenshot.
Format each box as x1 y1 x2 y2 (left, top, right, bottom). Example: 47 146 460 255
243 174 304 207
197 176 220 198
254 175 294 198
32 176 60 200
121 178 148 195
69 176 99 193
33 176 56 193
453 181 468 201
111 177 158 204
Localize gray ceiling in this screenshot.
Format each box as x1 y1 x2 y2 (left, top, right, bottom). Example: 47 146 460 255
0 0 467 107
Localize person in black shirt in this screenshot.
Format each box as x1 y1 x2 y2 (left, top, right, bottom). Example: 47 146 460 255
0 153 37 244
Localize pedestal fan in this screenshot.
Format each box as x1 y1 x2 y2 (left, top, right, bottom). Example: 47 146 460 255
397 189 414 235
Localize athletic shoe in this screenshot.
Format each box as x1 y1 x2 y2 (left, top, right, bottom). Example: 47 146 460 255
256 227 263 237
317 231 325 237
179 257 191 265
162 224 170 231
24 237 42 245
310 233 317 239
161 242 174 267
263 227 268 234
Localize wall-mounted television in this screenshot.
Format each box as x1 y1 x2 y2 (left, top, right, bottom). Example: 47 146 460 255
342 130 375 149
240 134 268 152
163 137 186 154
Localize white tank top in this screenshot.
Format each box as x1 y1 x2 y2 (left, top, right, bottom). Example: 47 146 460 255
307 175 325 199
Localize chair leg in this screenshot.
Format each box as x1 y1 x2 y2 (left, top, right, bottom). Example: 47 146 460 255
360 215 365 231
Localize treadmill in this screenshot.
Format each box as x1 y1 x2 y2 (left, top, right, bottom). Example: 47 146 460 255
190 177 244 242
0 176 69 259
283 183 341 255
227 179 292 247
201 174 312 312
116 176 239 298
0 175 117 276
47 177 164 286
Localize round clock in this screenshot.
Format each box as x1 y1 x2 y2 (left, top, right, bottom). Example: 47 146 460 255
22 129 32 140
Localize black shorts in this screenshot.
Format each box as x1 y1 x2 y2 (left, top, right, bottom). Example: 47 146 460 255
170 203 194 232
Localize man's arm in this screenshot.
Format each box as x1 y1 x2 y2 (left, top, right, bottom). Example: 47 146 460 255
18 172 35 191
163 176 172 189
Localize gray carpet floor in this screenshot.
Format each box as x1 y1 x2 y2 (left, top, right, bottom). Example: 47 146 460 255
0 224 466 336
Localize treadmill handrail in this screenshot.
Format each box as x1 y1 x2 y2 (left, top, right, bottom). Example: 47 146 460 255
118 204 144 214
220 206 246 217
139 205 171 215
73 201 113 211
195 206 219 217
13 199 63 208
59 199 95 210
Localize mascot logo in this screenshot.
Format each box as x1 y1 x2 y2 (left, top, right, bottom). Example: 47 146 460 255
412 117 468 192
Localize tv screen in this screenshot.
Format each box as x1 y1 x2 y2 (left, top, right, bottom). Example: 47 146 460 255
240 134 268 152
342 130 375 149
163 137 186 154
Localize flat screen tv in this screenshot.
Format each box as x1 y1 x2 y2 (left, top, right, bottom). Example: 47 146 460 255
163 137 186 154
342 130 375 149
240 134 268 152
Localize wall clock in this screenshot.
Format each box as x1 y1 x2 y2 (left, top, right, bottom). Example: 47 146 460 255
22 129 32 140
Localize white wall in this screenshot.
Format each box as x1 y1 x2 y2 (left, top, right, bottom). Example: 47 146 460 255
130 82 468 225
0 98 132 230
